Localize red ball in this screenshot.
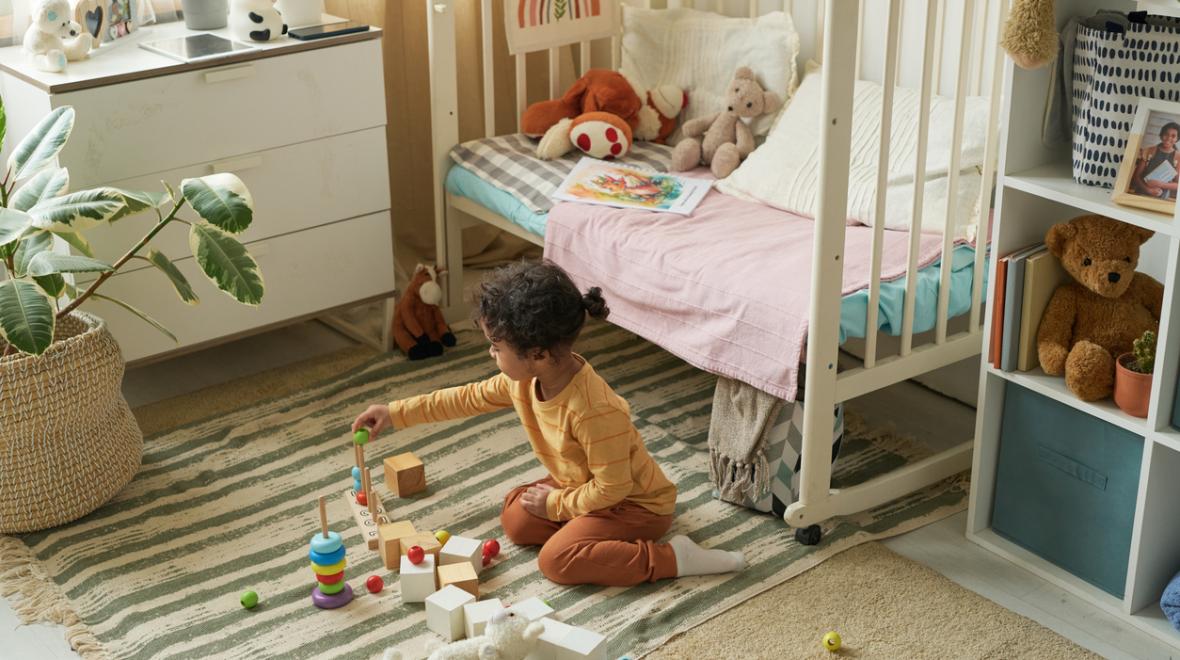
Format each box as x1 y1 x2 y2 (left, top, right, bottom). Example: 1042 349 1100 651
356 491 368 506
407 545 425 565
365 575 384 594
483 539 501 558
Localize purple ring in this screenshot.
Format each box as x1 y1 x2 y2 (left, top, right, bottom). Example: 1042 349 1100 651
310 583 354 609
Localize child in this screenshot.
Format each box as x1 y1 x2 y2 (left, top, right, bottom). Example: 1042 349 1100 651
352 261 745 586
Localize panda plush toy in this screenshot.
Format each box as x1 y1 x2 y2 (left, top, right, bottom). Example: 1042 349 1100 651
229 0 288 42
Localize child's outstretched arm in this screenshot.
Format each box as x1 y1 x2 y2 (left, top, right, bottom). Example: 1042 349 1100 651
352 373 514 441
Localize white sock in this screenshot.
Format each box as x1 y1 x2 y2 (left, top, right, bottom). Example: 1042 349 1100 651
668 534 746 577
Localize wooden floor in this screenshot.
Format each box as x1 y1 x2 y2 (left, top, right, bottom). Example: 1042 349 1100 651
4 319 1178 659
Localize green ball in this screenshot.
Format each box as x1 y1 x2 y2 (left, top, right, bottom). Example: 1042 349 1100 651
240 590 259 609
353 428 370 446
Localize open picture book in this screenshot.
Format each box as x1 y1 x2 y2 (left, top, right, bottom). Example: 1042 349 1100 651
552 157 712 215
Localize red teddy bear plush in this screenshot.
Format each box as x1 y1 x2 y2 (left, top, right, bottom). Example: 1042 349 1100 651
521 69 684 160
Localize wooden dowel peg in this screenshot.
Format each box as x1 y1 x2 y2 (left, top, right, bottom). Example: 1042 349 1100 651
318 495 328 538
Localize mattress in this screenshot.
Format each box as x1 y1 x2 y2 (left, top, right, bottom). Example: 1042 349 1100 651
446 161 982 348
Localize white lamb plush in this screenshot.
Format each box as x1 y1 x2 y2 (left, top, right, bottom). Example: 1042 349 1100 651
384 608 544 660
229 0 288 42
23 0 93 73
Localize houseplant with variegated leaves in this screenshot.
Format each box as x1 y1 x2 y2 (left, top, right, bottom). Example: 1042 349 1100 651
0 98 264 533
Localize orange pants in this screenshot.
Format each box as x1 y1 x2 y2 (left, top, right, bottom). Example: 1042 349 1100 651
501 478 678 586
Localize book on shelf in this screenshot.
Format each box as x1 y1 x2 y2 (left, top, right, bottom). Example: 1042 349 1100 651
991 259 1008 370
1017 249 1069 372
1001 244 1047 371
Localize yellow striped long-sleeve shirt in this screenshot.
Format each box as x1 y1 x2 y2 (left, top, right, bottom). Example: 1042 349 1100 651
388 359 676 521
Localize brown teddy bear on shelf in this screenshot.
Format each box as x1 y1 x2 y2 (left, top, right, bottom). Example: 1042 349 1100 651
391 264 456 360
670 67 782 179
1037 215 1163 401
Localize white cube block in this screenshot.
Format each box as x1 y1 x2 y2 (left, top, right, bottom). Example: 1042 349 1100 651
555 626 607 660
399 554 437 603
463 598 504 639
525 618 577 660
425 584 476 641
510 596 556 622
439 535 484 574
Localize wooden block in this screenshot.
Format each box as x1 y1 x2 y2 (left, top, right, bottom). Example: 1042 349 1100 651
462 598 503 639
437 561 480 599
525 618 577 660
384 452 426 497
398 531 442 561
510 596 555 622
554 626 606 660
378 520 416 570
439 535 484 575
399 554 437 603
425 584 475 641
343 488 388 551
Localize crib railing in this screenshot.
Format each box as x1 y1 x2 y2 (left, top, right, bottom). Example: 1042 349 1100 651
428 0 1006 527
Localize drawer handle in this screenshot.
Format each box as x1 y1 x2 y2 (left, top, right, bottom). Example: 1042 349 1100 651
204 65 256 84
210 155 264 174
1035 445 1108 491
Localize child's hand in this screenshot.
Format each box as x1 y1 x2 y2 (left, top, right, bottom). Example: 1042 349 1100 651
352 405 393 441
520 483 555 518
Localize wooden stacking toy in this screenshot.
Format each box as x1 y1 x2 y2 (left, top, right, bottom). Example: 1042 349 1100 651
310 496 353 609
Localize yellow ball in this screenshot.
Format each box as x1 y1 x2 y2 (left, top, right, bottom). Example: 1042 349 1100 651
822 631 841 652
434 530 451 546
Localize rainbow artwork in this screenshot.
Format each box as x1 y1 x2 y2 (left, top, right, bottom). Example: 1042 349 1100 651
518 0 603 27
504 0 618 55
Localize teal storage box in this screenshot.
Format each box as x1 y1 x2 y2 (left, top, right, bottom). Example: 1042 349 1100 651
992 384 1142 597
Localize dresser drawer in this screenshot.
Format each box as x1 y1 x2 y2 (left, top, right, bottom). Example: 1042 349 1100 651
78 212 394 363
82 127 391 264
55 39 386 186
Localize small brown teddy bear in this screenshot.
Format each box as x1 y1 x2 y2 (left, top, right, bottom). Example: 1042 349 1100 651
670 67 782 179
1037 215 1163 401
391 264 456 360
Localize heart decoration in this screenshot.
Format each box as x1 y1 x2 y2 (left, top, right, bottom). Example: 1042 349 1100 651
72 0 105 45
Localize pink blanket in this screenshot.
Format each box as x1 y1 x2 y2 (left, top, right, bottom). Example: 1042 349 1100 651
543 189 949 401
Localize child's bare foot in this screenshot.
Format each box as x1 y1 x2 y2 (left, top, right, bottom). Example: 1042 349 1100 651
668 535 746 577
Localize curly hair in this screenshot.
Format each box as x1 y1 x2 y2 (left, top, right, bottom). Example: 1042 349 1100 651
476 260 609 356
1161 121 1180 139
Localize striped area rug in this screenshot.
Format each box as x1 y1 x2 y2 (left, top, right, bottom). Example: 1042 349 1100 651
1 324 967 659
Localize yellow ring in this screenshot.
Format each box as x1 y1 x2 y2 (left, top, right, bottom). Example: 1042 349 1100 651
309 558 347 575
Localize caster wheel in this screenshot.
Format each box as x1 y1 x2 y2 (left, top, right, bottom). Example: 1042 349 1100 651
795 524 822 546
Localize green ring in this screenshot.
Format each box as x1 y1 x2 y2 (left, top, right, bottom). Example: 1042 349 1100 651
317 580 346 595
354 429 369 446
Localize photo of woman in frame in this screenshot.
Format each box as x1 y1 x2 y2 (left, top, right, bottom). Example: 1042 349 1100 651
1113 99 1180 216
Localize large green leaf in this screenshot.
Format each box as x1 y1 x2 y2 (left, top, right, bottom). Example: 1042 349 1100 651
0 208 32 248
189 223 263 305
146 248 198 304
107 188 166 222
91 292 177 343
11 168 69 212
7 106 74 182
28 188 129 231
53 230 94 257
0 279 54 355
181 173 253 234
34 274 65 297
14 230 53 276
27 252 113 277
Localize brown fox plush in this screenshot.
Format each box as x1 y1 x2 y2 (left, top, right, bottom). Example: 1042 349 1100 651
391 264 455 360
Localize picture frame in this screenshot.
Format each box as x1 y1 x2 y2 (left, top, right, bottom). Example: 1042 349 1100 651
72 0 107 46
1111 97 1180 217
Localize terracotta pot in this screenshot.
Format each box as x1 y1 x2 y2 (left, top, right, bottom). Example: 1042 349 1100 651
1114 353 1153 418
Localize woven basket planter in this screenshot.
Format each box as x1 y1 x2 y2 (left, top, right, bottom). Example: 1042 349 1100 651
0 312 142 534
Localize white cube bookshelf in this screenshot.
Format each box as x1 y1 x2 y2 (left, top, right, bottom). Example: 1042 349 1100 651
966 0 1180 650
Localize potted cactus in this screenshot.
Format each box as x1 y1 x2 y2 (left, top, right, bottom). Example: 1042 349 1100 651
0 100 264 532
1114 330 1156 418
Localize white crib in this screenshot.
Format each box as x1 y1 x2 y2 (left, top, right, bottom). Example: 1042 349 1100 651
427 0 1007 542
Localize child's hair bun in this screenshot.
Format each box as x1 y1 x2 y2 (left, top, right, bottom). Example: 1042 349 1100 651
582 287 610 320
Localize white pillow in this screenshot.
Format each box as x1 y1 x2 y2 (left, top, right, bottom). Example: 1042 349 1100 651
620 7 799 138
717 72 991 237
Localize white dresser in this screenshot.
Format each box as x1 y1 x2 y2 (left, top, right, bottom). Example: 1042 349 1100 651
0 19 394 364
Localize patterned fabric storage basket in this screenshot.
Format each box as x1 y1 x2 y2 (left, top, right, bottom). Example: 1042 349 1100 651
0 312 143 533
718 400 844 517
1071 12 1180 188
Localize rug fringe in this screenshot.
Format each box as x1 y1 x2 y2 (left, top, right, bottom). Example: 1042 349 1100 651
0 535 111 660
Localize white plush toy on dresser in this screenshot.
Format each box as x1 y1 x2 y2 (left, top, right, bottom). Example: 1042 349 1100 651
229 0 287 42
23 0 93 72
